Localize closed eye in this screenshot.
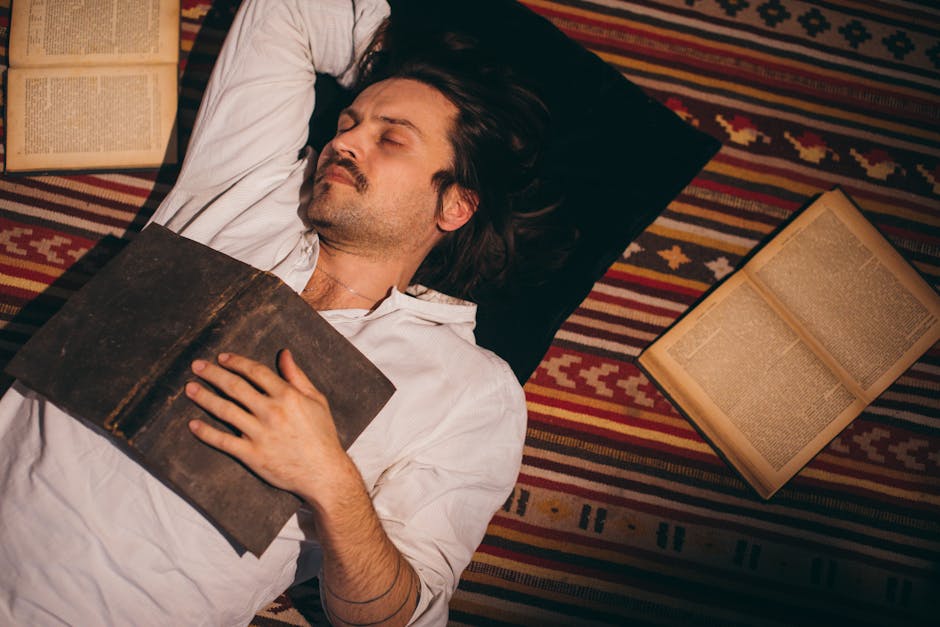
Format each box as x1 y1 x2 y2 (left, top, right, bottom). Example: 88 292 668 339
380 134 405 147
336 111 357 133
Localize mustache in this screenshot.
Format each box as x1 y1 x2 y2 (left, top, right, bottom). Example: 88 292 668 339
316 155 369 193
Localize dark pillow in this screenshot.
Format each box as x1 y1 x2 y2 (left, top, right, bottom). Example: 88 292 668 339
314 0 721 383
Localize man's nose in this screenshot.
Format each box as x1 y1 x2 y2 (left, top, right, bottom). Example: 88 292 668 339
329 125 366 160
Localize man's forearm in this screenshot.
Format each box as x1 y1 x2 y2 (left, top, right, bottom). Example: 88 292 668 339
186 352 420 625
300 453 420 627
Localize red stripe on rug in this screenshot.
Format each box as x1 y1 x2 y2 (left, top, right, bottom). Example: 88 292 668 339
585 288 687 318
67 174 158 198
601 268 704 298
525 395 697 439
568 306 669 335
557 319 649 348
802 459 940 501
712 153 940 222
513 472 936 575
533 7 939 124
693 178 805 211
878 223 940 246
521 423 718 468
3 177 152 212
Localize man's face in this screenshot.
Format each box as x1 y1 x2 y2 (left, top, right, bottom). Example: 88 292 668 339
307 78 459 259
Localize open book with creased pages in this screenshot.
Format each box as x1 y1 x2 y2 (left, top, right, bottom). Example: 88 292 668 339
5 0 179 173
638 187 940 499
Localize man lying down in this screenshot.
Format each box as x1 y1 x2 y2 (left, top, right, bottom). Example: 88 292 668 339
0 0 556 625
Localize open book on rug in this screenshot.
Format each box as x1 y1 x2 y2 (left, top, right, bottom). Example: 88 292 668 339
5 0 179 172
639 187 940 498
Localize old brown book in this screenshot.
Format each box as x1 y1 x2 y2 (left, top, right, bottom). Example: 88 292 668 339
6 224 396 556
5 0 179 173
638 188 940 499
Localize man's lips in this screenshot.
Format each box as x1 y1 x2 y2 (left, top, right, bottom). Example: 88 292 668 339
318 164 356 186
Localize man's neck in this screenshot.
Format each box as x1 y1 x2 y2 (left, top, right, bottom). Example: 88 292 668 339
301 243 419 311
300 274 386 311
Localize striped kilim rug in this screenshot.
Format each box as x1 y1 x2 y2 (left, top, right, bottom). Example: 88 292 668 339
1 1 937 626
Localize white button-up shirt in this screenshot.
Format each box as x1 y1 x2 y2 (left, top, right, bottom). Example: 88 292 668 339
0 1 527 625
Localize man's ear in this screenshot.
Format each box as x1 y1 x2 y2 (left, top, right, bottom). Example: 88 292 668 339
438 186 479 232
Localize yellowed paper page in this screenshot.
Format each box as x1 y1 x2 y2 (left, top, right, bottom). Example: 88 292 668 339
639 188 940 498
6 64 178 172
10 0 179 68
747 189 940 399
640 273 866 497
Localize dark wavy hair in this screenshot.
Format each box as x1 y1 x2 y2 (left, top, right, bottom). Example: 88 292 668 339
355 19 565 301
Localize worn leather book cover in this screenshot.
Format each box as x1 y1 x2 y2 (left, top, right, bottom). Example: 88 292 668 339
6 224 396 556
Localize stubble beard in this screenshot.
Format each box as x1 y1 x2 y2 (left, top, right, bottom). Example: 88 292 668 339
307 175 410 257
306 158 442 259
306 154 372 237
307 182 370 244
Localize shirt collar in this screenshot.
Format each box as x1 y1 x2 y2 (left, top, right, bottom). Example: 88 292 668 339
321 285 476 324
297 231 478 336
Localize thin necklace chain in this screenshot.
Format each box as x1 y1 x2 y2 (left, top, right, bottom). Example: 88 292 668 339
302 265 383 302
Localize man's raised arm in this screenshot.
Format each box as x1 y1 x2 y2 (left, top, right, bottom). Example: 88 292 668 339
149 0 388 267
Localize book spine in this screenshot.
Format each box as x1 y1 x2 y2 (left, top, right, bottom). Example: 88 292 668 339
108 274 264 439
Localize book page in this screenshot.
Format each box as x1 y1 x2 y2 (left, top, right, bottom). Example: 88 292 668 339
748 190 940 398
5 65 178 172
9 0 179 68
663 277 859 471
639 188 940 497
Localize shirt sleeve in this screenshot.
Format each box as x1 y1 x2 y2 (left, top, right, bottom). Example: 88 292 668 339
367 356 528 626
148 0 388 268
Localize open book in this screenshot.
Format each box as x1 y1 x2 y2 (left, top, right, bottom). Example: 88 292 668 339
5 0 179 173
6 225 396 556
638 188 940 499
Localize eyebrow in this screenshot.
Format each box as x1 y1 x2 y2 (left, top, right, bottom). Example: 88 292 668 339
339 108 425 138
